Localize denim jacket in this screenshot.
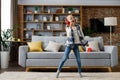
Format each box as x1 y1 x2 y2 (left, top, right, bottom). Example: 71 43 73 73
65 24 84 46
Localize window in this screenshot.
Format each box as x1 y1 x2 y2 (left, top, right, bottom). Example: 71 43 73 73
1 0 11 30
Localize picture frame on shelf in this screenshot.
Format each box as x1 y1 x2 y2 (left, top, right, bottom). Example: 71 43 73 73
43 16 47 21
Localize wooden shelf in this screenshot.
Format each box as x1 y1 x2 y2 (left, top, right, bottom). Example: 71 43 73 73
18 5 82 41
52 30 65 32
24 13 80 15
23 29 65 32
23 29 32 31
33 30 65 32
43 21 63 23
34 30 53 32
24 21 80 23
23 38 31 40
24 21 42 23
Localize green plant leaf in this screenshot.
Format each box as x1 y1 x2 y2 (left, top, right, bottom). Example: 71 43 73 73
0 24 18 51
67 7 73 11
83 27 96 36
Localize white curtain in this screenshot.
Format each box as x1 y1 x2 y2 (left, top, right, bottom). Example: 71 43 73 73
1 0 11 30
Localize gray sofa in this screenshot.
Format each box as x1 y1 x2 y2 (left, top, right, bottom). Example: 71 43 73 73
19 35 118 72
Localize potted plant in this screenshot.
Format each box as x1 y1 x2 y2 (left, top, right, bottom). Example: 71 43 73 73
34 6 39 13
67 7 73 13
0 25 17 69
83 27 96 37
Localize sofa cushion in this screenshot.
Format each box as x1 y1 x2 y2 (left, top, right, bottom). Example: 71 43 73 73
88 41 100 52
31 36 104 51
27 41 43 52
44 41 62 52
27 52 110 59
69 52 110 59
27 52 64 59
26 59 111 67
79 46 85 52
85 36 104 51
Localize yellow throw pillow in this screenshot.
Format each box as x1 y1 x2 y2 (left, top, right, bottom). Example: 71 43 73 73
27 41 43 52
70 46 84 53
78 46 85 52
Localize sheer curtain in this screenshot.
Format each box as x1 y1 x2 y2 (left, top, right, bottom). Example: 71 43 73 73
1 0 18 38
1 0 18 29
1 0 11 30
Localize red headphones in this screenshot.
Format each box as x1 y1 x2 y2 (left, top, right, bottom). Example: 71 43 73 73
65 18 76 26
65 18 70 26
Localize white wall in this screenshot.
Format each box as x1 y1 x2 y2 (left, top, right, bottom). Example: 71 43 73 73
18 0 120 6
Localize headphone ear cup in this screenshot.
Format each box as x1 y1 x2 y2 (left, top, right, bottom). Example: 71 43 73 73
65 18 70 26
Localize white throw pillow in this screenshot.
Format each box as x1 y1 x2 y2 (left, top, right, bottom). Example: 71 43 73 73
44 41 62 52
88 41 100 52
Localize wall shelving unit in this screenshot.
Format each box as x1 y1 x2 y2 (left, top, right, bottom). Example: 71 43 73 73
17 5 83 41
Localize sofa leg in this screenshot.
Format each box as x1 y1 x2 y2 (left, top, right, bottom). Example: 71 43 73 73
26 67 30 72
108 67 112 72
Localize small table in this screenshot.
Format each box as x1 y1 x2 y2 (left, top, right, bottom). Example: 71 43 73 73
8 41 27 62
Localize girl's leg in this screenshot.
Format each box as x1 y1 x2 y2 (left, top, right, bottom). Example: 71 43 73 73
57 46 71 71
73 45 82 77
56 46 71 78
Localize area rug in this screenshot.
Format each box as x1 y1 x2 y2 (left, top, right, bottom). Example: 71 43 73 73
0 72 120 80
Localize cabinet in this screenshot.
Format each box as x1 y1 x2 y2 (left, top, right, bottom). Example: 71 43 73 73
18 5 83 41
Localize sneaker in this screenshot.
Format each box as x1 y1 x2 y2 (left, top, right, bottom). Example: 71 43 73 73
56 70 60 78
79 73 82 78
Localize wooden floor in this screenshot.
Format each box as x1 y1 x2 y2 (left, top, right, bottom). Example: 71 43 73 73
0 59 120 73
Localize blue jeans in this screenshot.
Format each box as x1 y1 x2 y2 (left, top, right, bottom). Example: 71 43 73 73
57 44 81 73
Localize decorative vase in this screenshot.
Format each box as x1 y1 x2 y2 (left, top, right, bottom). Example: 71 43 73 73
50 16 53 22
48 9 50 13
25 33 29 38
68 11 72 14
43 17 47 21
34 11 38 13
1 51 9 69
62 8 65 13
47 25 51 30
55 16 59 21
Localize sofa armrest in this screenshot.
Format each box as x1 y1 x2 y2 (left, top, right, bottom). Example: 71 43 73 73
18 45 28 67
104 45 118 67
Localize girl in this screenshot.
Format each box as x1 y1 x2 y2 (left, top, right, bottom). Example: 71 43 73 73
56 15 85 78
